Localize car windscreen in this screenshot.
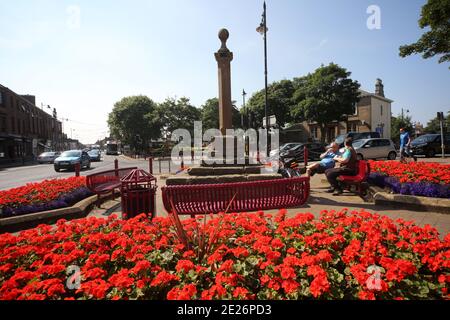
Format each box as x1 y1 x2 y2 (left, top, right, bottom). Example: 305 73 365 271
413 135 437 144
353 140 366 148
60 151 81 158
40 152 53 156
335 135 345 145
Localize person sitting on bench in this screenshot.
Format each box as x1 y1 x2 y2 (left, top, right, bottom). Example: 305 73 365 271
325 137 358 195
306 142 340 177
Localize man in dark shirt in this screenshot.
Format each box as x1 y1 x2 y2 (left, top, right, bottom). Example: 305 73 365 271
325 137 358 195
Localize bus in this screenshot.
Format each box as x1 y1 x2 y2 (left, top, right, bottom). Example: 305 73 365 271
106 141 119 155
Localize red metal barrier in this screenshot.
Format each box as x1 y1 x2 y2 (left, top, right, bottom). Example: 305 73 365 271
114 159 119 177
162 176 310 217
149 157 153 175
304 146 309 167
74 163 80 177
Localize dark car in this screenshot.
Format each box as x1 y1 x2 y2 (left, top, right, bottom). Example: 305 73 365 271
88 149 101 162
335 132 381 148
54 150 91 172
279 142 327 167
410 134 450 158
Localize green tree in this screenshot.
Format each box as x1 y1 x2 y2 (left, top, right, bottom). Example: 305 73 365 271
399 0 450 68
291 63 361 142
107 95 161 151
156 97 201 138
425 111 450 133
391 114 414 145
246 80 295 128
201 98 242 130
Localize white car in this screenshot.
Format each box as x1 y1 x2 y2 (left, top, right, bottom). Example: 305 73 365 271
353 138 397 160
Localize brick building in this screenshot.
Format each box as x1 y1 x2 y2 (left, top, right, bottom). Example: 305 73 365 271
283 79 393 143
0 84 63 165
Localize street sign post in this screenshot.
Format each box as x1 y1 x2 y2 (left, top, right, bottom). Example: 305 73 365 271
438 112 445 158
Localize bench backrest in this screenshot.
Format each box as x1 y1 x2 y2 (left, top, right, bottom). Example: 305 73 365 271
355 160 370 179
162 176 310 216
86 167 137 191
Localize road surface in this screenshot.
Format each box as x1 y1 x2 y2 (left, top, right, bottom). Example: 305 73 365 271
0 155 180 190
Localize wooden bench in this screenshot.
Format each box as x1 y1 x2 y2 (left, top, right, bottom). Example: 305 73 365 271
337 160 370 196
161 177 310 217
86 167 137 204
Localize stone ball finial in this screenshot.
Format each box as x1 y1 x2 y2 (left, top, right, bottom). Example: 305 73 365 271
218 28 230 52
218 28 229 42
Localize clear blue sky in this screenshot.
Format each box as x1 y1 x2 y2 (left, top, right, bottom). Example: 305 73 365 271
0 0 449 144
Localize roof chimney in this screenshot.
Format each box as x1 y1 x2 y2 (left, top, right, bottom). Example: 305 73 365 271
375 79 384 97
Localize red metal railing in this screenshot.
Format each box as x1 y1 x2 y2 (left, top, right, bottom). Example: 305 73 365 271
162 176 310 217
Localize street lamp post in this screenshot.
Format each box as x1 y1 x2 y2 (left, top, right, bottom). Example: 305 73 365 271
256 1 269 129
257 1 269 156
242 89 247 128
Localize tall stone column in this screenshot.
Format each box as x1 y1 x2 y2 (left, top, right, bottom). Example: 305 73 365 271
215 29 233 135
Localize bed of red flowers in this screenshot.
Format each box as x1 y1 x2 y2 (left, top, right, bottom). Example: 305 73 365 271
0 177 92 218
0 208 448 300
368 161 450 185
368 161 450 198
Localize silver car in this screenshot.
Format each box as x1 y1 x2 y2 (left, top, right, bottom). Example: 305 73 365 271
37 152 60 164
353 138 397 160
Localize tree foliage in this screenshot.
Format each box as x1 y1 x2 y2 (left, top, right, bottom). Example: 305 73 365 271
391 114 414 144
201 98 242 131
291 63 361 142
425 111 450 133
399 0 450 68
156 97 201 138
107 95 161 150
246 80 296 128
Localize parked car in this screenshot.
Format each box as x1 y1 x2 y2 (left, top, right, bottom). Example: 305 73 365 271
37 152 60 164
410 134 450 158
87 149 101 162
353 138 397 160
279 142 327 167
335 132 381 148
269 142 303 157
54 150 91 172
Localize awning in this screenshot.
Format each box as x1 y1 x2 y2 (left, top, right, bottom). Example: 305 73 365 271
38 143 51 149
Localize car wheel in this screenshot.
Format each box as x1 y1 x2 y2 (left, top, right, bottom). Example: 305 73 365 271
357 154 364 160
388 151 396 160
87 161 91 169
54 167 60 172
426 149 435 158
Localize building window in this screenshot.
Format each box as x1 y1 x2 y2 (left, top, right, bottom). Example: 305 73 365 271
0 116 6 132
0 92 3 106
311 127 318 140
11 117 15 132
381 105 383 116
353 103 358 116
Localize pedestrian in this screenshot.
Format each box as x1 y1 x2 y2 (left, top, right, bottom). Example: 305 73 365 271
305 142 340 177
325 137 358 195
399 128 417 163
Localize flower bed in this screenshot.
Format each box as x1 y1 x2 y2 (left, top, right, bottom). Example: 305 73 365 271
368 161 450 199
0 177 93 218
0 209 448 300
